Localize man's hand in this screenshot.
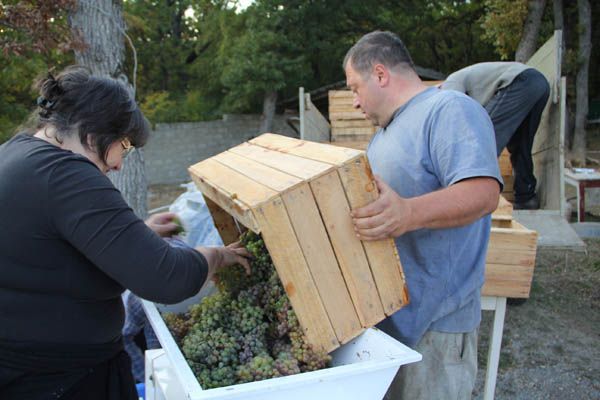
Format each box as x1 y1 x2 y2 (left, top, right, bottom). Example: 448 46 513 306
351 176 414 241
145 212 180 237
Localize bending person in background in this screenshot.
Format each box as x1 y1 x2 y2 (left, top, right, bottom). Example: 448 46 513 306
344 31 502 399
0 66 250 400
442 62 550 209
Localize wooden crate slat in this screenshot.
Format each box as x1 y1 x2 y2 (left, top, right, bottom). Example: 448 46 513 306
486 247 536 266
250 133 362 166
203 195 240 245
229 142 332 180
329 90 354 99
329 111 369 120
189 159 277 207
330 119 375 128
331 127 377 136
282 184 363 344
337 156 409 315
189 164 260 233
499 149 512 176
330 141 370 151
310 170 385 327
255 196 339 352
329 103 359 111
482 263 535 298
331 134 375 144
213 151 303 193
490 224 538 250
492 195 513 220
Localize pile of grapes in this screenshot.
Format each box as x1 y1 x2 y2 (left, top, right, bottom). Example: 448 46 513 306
163 231 331 389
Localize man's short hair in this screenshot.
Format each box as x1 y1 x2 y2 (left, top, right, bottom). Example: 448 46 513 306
344 31 415 76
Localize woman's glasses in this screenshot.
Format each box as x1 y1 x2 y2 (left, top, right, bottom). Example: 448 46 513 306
121 138 134 158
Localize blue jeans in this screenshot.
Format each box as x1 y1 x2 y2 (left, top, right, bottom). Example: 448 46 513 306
485 68 550 203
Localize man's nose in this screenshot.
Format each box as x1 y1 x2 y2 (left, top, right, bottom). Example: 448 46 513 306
353 97 360 109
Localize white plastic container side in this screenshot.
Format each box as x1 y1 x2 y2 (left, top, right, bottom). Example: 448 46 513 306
143 300 422 400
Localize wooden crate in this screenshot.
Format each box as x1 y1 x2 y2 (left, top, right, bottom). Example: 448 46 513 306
188 134 409 353
499 149 514 201
484 195 538 298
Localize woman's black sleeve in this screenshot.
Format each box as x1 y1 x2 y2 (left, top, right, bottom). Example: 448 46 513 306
47 158 208 303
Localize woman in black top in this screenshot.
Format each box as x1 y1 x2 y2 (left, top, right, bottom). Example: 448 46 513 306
0 66 250 399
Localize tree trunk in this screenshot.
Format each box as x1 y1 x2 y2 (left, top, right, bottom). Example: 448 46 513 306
70 0 148 218
571 0 591 164
259 91 278 134
515 0 547 62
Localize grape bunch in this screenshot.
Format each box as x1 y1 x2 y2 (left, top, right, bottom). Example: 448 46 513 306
163 230 331 389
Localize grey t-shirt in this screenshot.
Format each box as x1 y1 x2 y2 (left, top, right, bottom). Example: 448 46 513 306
368 87 502 346
442 62 531 105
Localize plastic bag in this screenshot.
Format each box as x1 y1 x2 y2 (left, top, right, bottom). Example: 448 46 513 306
168 182 223 248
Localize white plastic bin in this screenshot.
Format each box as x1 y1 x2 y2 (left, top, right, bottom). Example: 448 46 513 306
143 300 421 400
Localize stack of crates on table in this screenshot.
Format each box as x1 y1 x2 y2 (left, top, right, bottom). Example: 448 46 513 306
188 133 409 353
484 195 538 298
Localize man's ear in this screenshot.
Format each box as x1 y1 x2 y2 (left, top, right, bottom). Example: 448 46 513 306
373 64 389 87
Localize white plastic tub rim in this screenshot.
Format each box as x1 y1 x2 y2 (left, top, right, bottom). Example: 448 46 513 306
142 300 422 400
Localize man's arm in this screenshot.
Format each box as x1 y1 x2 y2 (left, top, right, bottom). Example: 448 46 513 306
351 175 500 241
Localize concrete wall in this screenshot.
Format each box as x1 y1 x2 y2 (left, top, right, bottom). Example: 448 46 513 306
144 114 297 184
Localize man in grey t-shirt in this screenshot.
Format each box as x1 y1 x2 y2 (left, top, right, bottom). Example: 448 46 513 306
344 31 502 399
442 62 550 209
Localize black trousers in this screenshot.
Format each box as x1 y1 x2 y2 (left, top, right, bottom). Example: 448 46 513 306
0 340 138 400
485 68 550 203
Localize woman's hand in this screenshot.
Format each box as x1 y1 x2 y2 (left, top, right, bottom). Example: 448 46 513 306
145 212 180 237
196 241 252 281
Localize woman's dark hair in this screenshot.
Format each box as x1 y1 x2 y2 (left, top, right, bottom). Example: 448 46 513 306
36 65 149 162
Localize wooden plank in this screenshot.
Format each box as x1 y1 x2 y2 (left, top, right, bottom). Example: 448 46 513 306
329 103 359 112
254 196 339 352
529 31 562 210
330 141 370 151
331 127 377 136
329 111 369 120
492 195 513 221
189 164 260 233
329 90 354 99
310 170 385 327
228 142 332 180
482 263 535 298
282 184 363 344
203 195 240 245
489 227 538 251
331 134 374 144
337 155 409 315
498 149 512 176
250 133 362 166
486 247 536 266
213 151 303 193
330 119 375 129
189 159 277 207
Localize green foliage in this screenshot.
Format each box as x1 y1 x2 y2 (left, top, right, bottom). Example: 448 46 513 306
0 55 68 143
480 0 528 60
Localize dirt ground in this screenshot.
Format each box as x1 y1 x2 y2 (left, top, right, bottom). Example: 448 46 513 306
148 184 600 399
473 239 600 399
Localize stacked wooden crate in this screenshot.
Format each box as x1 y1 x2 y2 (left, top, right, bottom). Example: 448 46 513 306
328 90 376 144
188 134 409 353
484 196 538 298
498 149 514 201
